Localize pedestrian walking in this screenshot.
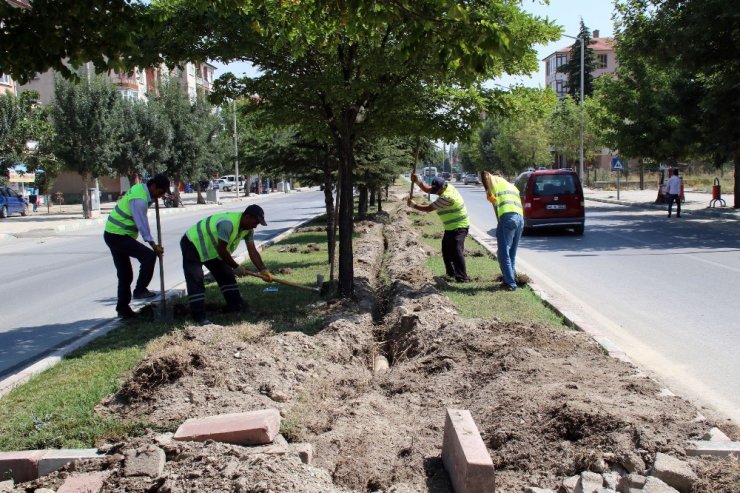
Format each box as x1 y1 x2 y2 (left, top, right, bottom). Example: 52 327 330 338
407 175 470 282
103 175 170 319
665 169 682 218
481 171 524 291
181 204 273 325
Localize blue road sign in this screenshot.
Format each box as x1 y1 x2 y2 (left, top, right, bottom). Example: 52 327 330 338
611 156 624 170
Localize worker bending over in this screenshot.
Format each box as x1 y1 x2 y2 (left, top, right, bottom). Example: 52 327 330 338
481 171 523 291
407 175 470 283
181 204 273 325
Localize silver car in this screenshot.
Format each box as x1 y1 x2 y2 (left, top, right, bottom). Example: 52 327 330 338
463 174 480 185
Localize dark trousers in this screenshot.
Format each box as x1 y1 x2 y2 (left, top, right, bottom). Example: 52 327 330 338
181 235 244 322
441 227 469 280
667 194 681 217
104 231 156 312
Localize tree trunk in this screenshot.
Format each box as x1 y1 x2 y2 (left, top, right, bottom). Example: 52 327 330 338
337 132 354 298
323 171 335 266
639 166 645 190
82 174 91 219
376 188 382 212
196 182 206 204
369 187 376 206
358 185 368 219
734 151 740 209
244 175 251 196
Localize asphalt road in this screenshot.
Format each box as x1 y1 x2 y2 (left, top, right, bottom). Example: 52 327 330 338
456 183 740 423
0 190 326 378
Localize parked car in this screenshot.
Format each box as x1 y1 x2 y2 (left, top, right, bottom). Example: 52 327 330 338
214 179 233 191
220 174 245 190
0 186 28 218
463 173 481 185
514 168 585 235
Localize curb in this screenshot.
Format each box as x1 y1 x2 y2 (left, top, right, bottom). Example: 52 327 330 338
0 209 323 399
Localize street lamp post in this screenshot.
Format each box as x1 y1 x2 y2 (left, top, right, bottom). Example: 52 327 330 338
563 33 585 180
232 99 239 198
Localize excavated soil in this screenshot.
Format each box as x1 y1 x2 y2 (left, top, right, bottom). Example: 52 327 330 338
15 191 740 493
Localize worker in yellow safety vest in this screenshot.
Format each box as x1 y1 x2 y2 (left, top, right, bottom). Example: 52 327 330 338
481 171 524 291
180 204 273 325
407 175 471 282
104 175 170 319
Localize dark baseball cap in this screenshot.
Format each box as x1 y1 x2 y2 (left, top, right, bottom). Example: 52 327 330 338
244 204 267 226
430 177 446 194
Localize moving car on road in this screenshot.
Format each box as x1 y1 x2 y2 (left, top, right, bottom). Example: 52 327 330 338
0 186 28 218
463 174 481 185
514 168 585 235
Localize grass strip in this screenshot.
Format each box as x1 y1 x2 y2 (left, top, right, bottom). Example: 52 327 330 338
0 218 333 451
408 209 567 327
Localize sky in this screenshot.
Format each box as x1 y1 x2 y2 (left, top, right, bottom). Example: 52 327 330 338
210 0 618 89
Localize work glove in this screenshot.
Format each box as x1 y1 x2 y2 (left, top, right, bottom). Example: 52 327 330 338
410 173 419 184
259 269 273 282
486 193 495 205
234 265 250 277
152 244 164 256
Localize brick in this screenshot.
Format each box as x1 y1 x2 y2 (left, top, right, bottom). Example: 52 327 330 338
38 449 101 477
174 409 281 445
441 409 496 493
57 471 110 493
291 443 314 464
0 450 45 482
650 452 697 493
686 440 740 458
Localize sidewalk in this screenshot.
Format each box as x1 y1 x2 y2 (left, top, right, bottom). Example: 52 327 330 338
584 186 740 221
0 190 299 240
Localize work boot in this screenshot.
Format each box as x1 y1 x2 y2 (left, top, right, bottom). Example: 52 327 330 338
133 289 158 300
117 308 137 319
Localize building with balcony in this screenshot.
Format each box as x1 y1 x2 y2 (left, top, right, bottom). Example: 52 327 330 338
543 30 616 99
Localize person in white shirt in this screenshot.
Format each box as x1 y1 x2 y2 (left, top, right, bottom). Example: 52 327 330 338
665 169 682 218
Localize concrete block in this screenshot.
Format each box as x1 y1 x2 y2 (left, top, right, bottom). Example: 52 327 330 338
686 440 740 458
602 472 619 490
0 479 14 492
702 427 731 442
57 471 110 493
124 446 166 477
649 452 697 493
38 448 101 477
576 471 604 493
642 476 680 493
0 450 45 482
441 409 496 493
562 475 579 493
291 443 314 465
618 473 646 493
524 488 555 493
174 409 281 445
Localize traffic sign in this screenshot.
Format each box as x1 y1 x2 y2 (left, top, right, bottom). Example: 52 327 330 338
611 156 624 171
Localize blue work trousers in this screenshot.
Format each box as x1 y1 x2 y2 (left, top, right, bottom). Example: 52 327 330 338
496 213 524 289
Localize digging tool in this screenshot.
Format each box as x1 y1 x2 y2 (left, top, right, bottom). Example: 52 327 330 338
153 197 173 322
409 138 421 199
240 269 323 293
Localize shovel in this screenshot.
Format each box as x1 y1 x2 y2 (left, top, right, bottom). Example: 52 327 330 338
240 269 323 293
153 197 173 322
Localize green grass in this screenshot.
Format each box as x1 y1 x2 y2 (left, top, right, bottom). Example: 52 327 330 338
0 218 333 451
409 210 566 327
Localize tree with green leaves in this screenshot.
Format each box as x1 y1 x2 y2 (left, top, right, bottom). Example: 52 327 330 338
112 97 173 186
51 75 122 217
557 20 597 99
612 0 740 207
147 0 559 298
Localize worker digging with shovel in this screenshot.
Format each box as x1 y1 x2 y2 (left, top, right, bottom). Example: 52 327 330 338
181 204 273 326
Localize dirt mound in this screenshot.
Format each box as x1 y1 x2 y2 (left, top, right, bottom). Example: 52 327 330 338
19 188 738 493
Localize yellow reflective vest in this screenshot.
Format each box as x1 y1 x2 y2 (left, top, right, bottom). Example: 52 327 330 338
436 183 470 231
186 212 253 262
104 183 148 238
487 176 523 219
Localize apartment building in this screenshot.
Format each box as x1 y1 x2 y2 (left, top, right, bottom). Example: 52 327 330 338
543 30 616 99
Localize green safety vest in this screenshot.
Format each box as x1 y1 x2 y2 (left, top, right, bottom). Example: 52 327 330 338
186 212 253 262
436 183 470 231
490 177 523 219
104 183 149 238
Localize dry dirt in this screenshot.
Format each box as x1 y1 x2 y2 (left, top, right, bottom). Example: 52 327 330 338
15 191 739 493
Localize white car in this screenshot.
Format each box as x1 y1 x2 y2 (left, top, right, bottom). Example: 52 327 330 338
214 179 233 191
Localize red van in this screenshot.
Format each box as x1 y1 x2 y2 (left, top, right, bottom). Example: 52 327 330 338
513 169 585 235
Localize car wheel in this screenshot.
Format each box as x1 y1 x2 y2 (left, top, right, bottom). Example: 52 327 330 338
21 206 27 216
0 206 7 218
574 224 584 235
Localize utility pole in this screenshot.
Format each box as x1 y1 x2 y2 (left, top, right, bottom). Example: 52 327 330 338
232 99 239 198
